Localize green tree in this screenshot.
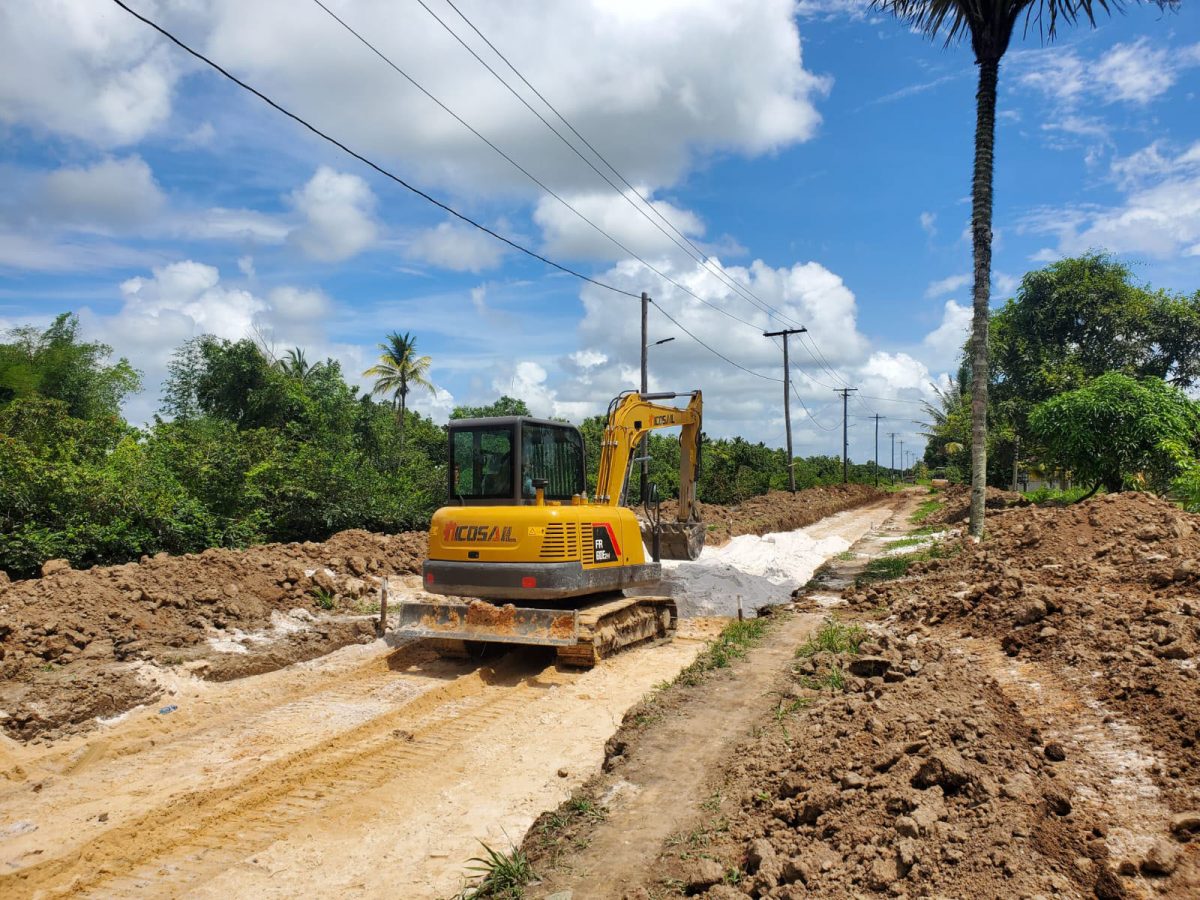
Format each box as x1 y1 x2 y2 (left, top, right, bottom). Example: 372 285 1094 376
873 0 1176 537
363 331 435 448
1028 373 1200 496
450 395 532 419
0 313 141 418
274 347 324 384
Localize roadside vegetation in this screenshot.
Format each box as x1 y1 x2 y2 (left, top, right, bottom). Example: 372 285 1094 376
0 317 885 578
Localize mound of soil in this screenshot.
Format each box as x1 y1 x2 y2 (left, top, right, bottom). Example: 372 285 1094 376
847 491 1200 810
676 630 1118 899
0 529 425 740
923 483 1029 526
652 484 881 546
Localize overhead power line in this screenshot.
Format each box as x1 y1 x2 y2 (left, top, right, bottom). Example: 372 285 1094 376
417 0 806 331
105 0 638 300
109 0 786 384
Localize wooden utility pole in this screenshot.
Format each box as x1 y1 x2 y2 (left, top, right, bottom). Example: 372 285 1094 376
898 439 905 482
888 432 897 484
870 414 883 486
764 327 808 493
639 291 649 502
834 388 857 483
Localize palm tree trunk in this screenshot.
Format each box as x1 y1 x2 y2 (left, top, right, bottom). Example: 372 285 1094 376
398 380 408 452
968 55 999 539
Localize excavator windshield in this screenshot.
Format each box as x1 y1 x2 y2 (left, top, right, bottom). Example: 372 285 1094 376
448 417 585 504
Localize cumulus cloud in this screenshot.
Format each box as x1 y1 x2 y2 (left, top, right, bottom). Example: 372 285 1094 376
0 1 179 146
408 222 506 272
38 156 166 230
1026 140 1200 260
534 189 706 263
288 167 379 262
919 211 936 237
203 0 830 194
921 300 970 364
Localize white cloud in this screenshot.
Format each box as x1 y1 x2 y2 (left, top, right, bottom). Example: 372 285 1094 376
0 0 179 146
534 189 706 262
921 300 970 363
288 167 379 262
203 0 830 195
38 156 166 230
408 222 506 272
919 211 936 237
1018 38 1197 108
924 273 969 298
1026 140 1200 260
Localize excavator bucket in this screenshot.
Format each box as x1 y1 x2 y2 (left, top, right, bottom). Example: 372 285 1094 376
394 598 580 646
642 521 706 561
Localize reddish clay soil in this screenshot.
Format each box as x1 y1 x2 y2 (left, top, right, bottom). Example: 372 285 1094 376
923 483 1029 525
0 530 425 741
654 484 881 545
848 492 1200 809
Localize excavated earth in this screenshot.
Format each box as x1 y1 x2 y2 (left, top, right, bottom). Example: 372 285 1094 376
657 484 880 546
521 490 1200 899
0 530 426 741
0 486 881 743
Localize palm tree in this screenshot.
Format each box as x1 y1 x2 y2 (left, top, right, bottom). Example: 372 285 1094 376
363 331 435 448
275 347 319 383
872 0 1176 538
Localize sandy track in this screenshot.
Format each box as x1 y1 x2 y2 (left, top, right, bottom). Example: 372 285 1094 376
0 495 904 899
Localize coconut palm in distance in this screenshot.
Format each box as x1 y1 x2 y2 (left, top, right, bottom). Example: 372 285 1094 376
275 347 319 384
871 0 1177 538
363 331 435 449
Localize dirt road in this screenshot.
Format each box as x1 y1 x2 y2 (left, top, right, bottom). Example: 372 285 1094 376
0 495 904 898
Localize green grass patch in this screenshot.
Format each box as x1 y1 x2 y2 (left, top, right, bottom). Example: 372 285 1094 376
459 841 535 900
855 541 954 586
883 536 927 550
909 498 943 525
796 618 865 657
677 617 771 686
311 586 336 610
1023 485 1095 504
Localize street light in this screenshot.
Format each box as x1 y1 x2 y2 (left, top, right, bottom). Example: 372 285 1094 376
653 337 676 346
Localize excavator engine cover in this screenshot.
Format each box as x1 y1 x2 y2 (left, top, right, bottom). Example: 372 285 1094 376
642 520 706 561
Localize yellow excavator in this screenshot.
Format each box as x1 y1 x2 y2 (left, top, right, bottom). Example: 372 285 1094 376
395 390 704 666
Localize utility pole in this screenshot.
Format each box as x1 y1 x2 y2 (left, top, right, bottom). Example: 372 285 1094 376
764 327 808 493
898 439 905 482
870 414 883 486
1011 433 1020 493
639 291 649 503
834 388 858 484
888 432 897 484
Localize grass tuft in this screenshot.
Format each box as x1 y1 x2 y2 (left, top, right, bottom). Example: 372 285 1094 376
909 498 943 525
678 617 770 686
796 618 865 657
311 586 336 610
459 841 536 900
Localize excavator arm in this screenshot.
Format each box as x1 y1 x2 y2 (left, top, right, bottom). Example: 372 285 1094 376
594 391 705 560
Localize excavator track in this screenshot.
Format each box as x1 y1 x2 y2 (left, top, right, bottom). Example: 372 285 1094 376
555 595 677 667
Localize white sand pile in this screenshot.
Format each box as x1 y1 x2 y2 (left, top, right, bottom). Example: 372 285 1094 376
661 529 852 618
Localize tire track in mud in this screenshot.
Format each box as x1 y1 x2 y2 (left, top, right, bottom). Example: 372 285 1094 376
956 638 1199 896
2 653 566 899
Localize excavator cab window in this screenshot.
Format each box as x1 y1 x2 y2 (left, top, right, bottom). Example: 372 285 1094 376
448 418 585 504
451 425 515 500
521 424 584 500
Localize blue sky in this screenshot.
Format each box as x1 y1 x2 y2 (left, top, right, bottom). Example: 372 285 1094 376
1 0 1198 464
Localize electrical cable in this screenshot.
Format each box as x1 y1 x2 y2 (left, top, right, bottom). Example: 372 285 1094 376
105 0 641 300
110 0 791 385
417 0 801 329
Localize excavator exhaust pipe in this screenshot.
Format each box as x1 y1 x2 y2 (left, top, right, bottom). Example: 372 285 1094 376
642 521 706 561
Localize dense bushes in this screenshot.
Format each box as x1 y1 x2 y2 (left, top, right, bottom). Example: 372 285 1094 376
1 318 885 578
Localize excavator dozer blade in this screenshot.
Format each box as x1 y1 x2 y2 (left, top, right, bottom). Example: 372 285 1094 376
642 521 706 561
394 599 580 647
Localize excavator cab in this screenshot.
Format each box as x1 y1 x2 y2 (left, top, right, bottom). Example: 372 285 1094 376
449 417 586 506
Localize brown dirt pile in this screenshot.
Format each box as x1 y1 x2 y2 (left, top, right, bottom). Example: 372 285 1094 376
923 483 1029 526
668 630 1120 899
849 491 1200 810
0 529 425 740
653 484 881 545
